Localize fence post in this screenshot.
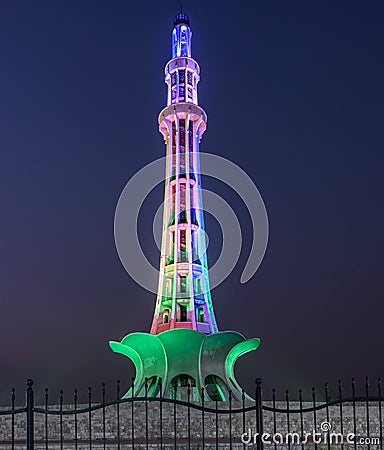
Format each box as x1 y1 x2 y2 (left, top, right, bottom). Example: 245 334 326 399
26 379 34 450
255 378 264 450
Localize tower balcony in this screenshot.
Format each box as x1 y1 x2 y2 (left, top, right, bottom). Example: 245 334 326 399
167 209 199 227
169 172 196 184
158 103 207 140
174 322 194 329
164 262 207 276
157 321 195 334
167 222 199 231
165 57 200 79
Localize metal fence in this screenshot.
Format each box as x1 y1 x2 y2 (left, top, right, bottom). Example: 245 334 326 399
0 377 382 449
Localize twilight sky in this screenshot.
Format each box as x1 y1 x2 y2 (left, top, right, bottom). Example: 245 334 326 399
0 0 383 404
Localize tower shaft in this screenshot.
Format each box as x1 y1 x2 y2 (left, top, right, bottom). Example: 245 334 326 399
150 14 218 335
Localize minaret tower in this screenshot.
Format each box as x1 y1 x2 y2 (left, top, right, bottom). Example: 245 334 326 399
109 11 260 402
150 12 218 335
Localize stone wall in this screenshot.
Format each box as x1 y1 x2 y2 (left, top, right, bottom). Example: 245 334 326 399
0 400 382 449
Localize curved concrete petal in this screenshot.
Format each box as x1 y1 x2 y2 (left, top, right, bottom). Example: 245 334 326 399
109 332 167 397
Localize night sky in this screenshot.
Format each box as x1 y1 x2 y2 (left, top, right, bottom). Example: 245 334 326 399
1 0 383 404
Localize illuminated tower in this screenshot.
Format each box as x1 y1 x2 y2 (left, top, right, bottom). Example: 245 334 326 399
109 12 260 401
150 12 218 336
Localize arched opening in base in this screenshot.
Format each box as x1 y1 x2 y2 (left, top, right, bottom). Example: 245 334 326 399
170 374 196 400
144 376 162 397
204 375 228 401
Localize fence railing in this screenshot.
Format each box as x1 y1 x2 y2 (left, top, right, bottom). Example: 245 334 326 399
0 377 382 449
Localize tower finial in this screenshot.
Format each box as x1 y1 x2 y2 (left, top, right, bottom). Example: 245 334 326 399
180 2 183 13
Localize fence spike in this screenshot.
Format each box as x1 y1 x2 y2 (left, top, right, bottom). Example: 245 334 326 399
26 379 34 450
11 387 15 450
378 377 383 450
312 388 317 412
285 388 291 445
338 379 343 399
116 379 121 399
102 382 106 404
131 377 134 397
299 388 304 450
365 376 371 443
145 377 148 397
325 382 329 402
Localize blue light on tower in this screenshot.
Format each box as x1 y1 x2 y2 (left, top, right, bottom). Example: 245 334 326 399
172 13 192 58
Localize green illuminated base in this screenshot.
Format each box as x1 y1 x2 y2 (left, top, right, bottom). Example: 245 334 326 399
109 328 260 401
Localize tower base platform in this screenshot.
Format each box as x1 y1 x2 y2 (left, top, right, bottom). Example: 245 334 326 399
109 328 260 401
